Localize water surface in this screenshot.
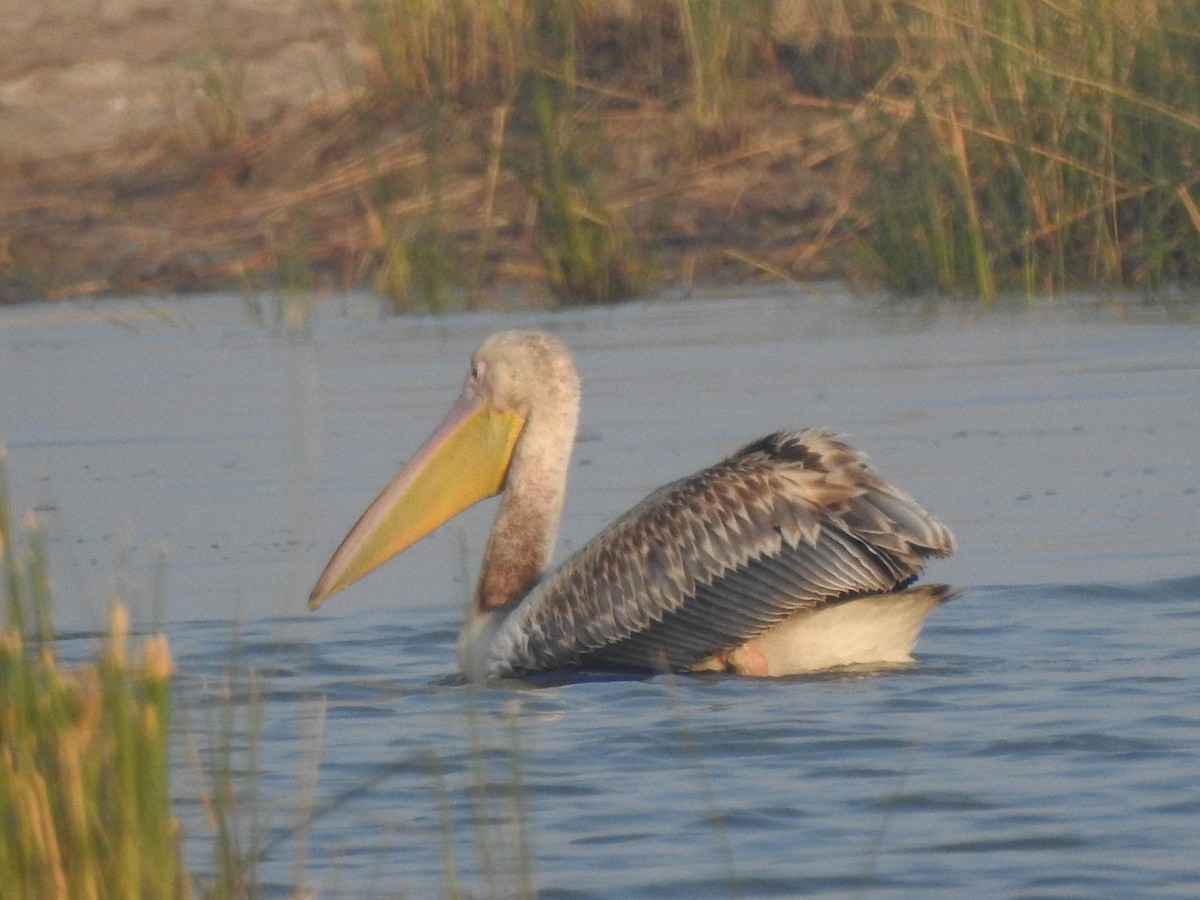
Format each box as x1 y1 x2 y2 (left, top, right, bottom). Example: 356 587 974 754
2 287 1198 896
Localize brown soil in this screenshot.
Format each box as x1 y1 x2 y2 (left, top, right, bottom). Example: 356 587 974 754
0 1 858 306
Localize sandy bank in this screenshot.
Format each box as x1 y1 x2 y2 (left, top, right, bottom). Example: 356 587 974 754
1 1 853 304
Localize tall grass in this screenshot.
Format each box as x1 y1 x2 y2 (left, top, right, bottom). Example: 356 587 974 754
515 2 646 304
674 0 770 152
0 451 265 899
845 0 1200 297
1 451 186 899
345 0 1200 300
0 452 537 896
189 661 266 899
348 0 530 309
336 0 663 305
19 1 1200 302
336 0 1200 302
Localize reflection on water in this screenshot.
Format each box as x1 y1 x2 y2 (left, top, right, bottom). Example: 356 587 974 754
3 287 1199 896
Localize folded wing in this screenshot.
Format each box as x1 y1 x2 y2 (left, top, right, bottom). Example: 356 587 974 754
488 429 955 677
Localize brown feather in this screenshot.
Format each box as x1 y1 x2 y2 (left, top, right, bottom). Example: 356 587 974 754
486 429 954 677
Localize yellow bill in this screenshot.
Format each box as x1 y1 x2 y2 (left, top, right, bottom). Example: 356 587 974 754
308 390 524 609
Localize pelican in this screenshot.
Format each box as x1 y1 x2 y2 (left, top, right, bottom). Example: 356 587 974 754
309 331 956 681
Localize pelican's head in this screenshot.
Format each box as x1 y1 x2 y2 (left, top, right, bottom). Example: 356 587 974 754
308 331 579 610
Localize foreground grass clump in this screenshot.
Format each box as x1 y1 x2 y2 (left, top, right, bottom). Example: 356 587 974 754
1 461 186 899
849 0 1200 297
0 608 181 899
0 453 537 898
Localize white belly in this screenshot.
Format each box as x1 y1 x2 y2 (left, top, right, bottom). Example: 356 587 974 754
699 586 951 677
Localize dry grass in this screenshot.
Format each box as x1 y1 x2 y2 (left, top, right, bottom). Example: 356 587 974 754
1 454 187 898
4 1 1197 304
0 450 266 899
847 0 1200 296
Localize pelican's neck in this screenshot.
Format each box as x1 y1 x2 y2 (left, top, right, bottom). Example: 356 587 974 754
473 379 579 613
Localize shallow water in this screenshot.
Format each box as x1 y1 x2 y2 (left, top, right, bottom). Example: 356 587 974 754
2 287 1199 896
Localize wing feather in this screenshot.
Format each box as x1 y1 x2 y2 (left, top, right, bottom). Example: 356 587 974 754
489 429 954 677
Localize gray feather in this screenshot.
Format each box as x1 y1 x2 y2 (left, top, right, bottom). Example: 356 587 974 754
494 429 954 676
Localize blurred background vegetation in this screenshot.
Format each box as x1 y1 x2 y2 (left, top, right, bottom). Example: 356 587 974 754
3 0 1198 307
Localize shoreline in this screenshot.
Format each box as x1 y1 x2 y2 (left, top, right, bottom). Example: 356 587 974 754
5 2 1197 306
0 2 855 306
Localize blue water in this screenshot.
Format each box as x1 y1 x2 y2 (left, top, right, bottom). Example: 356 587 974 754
3 287 1198 896
153 573 1200 898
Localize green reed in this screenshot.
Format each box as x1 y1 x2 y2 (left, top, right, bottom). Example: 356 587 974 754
1 449 536 896
1 450 187 899
346 0 515 309
844 0 1200 297
674 0 770 153
348 0 525 309
341 0 1200 301
190 658 265 899
27 1 1197 304
0 450 272 899
336 0 658 304
517 1 647 304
